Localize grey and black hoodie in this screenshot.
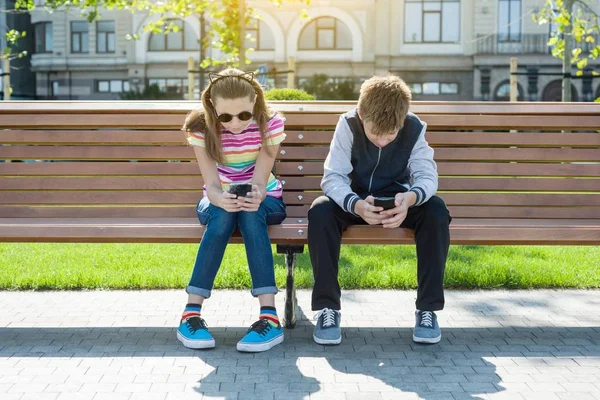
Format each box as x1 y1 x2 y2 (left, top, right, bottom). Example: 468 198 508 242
321 108 438 217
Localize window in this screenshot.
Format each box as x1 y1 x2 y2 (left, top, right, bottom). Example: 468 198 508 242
409 83 423 94
494 80 524 101
245 19 275 51
441 83 459 94
34 22 53 53
97 21 115 53
405 0 460 43
147 78 188 96
298 17 352 50
409 82 459 95
423 82 440 95
51 81 59 98
498 0 521 42
71 21 89 53
148 20 199 51
96 80 130 93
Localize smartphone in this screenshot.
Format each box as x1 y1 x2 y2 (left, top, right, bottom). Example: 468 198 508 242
228 183 253 198
373 197 396 210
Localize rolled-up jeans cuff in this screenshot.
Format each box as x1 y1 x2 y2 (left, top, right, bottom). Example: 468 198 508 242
251 286 278 297
186 286 212 299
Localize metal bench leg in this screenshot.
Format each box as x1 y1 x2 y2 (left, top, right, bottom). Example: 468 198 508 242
276 244 304 329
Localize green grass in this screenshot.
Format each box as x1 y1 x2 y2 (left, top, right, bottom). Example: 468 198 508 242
0 243 599 290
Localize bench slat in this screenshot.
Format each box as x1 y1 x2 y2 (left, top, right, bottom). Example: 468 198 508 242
4 176 598 191
3 191 600 207
1 112 599 130
0 162 199 176
2 204 598 219
283 192 600 206
0 191 202 204
3 161 599 178
422 115 600 130
4 130 599 148
0 217 598 245
0 130 184 145
5 146 600 162
283 131 600 146
1 146 194 160
2 101 599 115
276 162 600 177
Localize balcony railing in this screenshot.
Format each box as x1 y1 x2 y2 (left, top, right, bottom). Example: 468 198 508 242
475 33 599 55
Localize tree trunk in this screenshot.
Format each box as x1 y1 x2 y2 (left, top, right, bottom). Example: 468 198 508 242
239 0 246 67
562 0 574 102
199 10 206 90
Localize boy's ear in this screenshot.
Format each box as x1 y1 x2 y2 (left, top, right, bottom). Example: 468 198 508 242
357 108 362 120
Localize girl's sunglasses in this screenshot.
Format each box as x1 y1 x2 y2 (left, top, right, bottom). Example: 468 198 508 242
216 111 253 123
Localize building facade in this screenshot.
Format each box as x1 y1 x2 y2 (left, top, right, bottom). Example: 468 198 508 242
28 0 600 100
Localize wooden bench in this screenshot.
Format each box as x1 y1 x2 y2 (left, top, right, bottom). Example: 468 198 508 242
1 101 599 327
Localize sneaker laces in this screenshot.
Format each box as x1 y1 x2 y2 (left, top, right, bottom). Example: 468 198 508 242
186 316 209 333
419 311 434 328
248 318 271 337
314 308 338 328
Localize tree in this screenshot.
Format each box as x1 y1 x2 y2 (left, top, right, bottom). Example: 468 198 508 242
1 2 29 68
534 0 600 101
12 0 310 68
2 28 27 61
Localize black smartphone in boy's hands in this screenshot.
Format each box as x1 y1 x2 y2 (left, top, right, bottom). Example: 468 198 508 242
373 196 396 210
228 183 253 198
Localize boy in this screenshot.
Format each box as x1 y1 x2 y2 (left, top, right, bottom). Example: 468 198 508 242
308 75 451 345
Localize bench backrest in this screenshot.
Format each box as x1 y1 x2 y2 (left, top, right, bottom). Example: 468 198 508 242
1 102 599 222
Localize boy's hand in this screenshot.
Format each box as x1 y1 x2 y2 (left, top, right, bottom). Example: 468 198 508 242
379 192 417 228
355 196 385 225
238 184 264 212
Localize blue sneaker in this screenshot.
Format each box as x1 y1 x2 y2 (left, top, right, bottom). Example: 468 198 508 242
413 310 441 344
177 317 216 349
313 308 342 345
236 318 284 352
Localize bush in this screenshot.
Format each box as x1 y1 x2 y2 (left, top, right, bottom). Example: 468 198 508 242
299 74 358 100
120 84 182 100
264 88 315 101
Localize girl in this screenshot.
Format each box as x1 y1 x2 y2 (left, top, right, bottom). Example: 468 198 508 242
178 68 287 353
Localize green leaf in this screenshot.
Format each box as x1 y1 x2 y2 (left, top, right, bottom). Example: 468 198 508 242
86 10 98 22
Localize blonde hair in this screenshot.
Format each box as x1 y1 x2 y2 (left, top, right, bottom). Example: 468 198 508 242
182 68 276 164
357 75 412 136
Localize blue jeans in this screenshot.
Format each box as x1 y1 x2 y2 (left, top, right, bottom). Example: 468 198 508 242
186 195 286 298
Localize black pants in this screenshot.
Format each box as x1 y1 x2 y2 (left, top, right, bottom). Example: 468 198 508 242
308 195 451 312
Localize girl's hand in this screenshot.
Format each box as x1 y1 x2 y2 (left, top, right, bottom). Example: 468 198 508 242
238 184 264 212
218 191 242 212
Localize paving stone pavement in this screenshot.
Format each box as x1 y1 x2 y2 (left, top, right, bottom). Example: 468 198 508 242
1 289 600 400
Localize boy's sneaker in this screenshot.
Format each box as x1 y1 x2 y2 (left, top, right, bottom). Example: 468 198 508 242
177 316 216 349
413 310 441 344
237 318 284 352
313 308 341 345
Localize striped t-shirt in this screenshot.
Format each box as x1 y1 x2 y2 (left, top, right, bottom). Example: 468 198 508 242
187 114 286 198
